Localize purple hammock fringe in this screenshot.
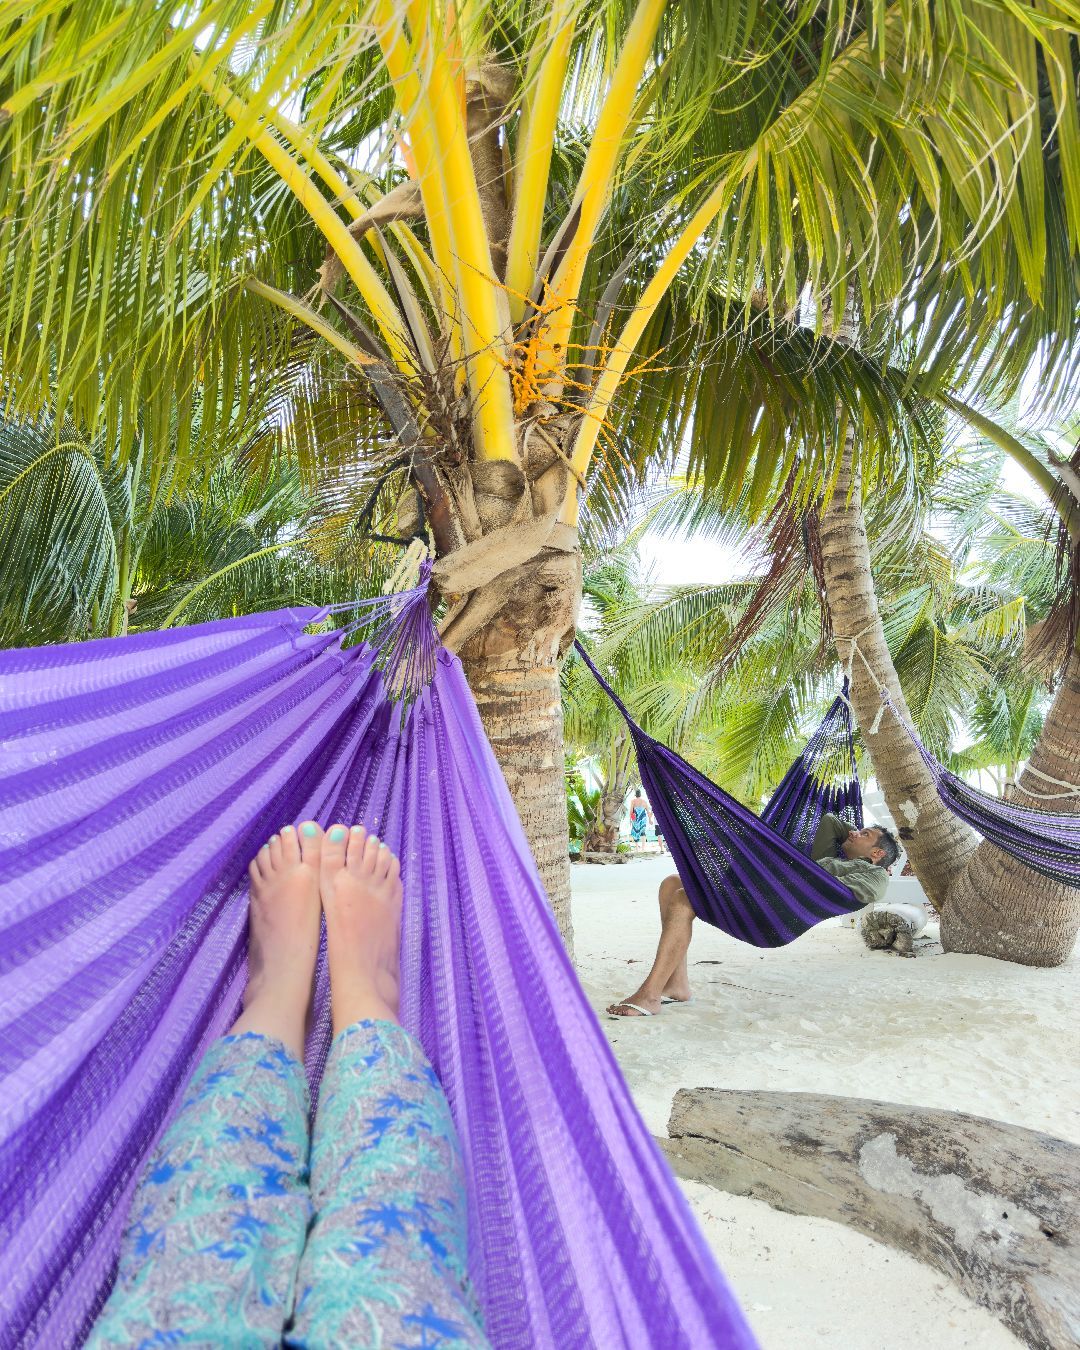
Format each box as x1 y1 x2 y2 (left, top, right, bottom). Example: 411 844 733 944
0 575 756 1350
574 642 865 946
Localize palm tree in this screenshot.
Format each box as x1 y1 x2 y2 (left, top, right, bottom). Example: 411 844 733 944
570 459 1053 827
0 415 388 647
2 2 1078 949
635 432 1077 964
818 417 1080 965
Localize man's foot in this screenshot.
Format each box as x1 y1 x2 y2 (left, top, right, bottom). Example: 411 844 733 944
605 993 663 1017
232 822 324 1060
320 824 403 1034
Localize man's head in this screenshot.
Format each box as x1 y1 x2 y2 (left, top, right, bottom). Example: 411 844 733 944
842 823 900 869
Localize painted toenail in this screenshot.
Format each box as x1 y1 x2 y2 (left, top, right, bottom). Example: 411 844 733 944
369 835 379 847
269 834 279 843
282 825 295 834
302 823 319 837
329 826 346 842
351 825 363 834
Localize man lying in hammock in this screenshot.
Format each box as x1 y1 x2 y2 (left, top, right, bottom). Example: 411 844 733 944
606 813 900 1018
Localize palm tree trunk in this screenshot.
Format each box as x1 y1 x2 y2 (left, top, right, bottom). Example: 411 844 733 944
820 440 1080 966
818 442 979 909
584 732 632 853
941 648 1080 966
458 549 582 953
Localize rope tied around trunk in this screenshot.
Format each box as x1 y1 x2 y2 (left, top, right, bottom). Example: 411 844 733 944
834 627 889 734
835 631 1080 803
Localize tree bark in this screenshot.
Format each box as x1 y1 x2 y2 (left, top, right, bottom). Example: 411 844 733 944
660 1088 1080 1350
458 546 582 952
583 731 631 853
818 443 979 908
941 648 1080 966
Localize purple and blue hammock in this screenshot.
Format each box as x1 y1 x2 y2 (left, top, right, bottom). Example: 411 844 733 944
573 643 867 945
0 576 758 1350
3 575 1077 1350
574 643 1080 947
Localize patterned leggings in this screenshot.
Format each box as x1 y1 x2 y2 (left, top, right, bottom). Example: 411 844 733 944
89 1021 489 1350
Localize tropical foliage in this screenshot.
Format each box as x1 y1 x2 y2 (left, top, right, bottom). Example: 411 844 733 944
0 415 387 648
2 1 1078 949
2 2 1078 545
576 450 1063 809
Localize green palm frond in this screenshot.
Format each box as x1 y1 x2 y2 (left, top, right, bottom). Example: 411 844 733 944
2 0 1076 514
0 418 117 644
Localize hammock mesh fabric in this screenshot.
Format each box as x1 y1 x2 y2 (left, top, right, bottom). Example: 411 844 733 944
905 717 1080 886
574 643 864 945
0 579 755 1350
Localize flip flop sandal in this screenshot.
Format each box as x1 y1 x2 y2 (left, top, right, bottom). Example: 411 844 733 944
659 996 692 1005
606 1001 654 1019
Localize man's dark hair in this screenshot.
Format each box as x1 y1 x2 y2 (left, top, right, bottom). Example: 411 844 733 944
871 825 900 869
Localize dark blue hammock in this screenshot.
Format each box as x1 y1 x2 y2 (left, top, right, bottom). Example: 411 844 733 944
574 643 865 946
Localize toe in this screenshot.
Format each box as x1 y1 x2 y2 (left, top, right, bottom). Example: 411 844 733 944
373 841 393 882
278 825 300 866
360 831 381 876
299 821 323 865
346 825 367 868
248 856 263 886
267 832 284 870
323 823 348 871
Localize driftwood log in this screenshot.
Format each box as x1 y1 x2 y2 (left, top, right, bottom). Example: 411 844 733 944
659 1089 1080 1350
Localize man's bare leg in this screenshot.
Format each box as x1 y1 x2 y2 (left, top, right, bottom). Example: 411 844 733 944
607 875 694 1017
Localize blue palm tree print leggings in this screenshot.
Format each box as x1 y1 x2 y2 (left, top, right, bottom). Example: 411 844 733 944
89 1020 490 1349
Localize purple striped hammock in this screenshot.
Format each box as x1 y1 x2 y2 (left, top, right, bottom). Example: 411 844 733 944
573 643 1080 956
0 569 756 1349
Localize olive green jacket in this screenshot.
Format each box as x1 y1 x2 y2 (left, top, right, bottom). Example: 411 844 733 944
810 812 889 907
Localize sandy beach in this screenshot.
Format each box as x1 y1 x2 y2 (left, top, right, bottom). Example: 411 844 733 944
573 854 1080 1349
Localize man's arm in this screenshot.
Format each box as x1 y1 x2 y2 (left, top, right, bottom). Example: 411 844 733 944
810 812 850 863
816 856 889 906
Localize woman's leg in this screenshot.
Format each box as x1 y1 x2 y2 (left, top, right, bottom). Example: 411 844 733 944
89 824 325 1349
287 825 489 1350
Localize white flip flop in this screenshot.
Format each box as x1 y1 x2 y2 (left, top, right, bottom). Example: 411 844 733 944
607 1001 654 1019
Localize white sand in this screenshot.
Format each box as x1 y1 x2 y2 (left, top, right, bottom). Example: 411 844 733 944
572 854 1080 1349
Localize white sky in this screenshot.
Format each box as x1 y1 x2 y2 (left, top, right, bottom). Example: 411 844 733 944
639 528 745 587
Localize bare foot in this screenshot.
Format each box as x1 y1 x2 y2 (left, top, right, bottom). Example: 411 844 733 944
607 999 658 1015
606 992 663 1017
231 822 324 1060
320 823 403 1034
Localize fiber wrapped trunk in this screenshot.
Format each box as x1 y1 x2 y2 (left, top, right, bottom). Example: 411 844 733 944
0 580 754 1349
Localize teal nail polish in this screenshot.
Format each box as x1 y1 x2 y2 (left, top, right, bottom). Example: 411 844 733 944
269 834 279 843
368 834 379 846
350 825 364 834
302 822 319 837
281 825 295 834
329 826 346 842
